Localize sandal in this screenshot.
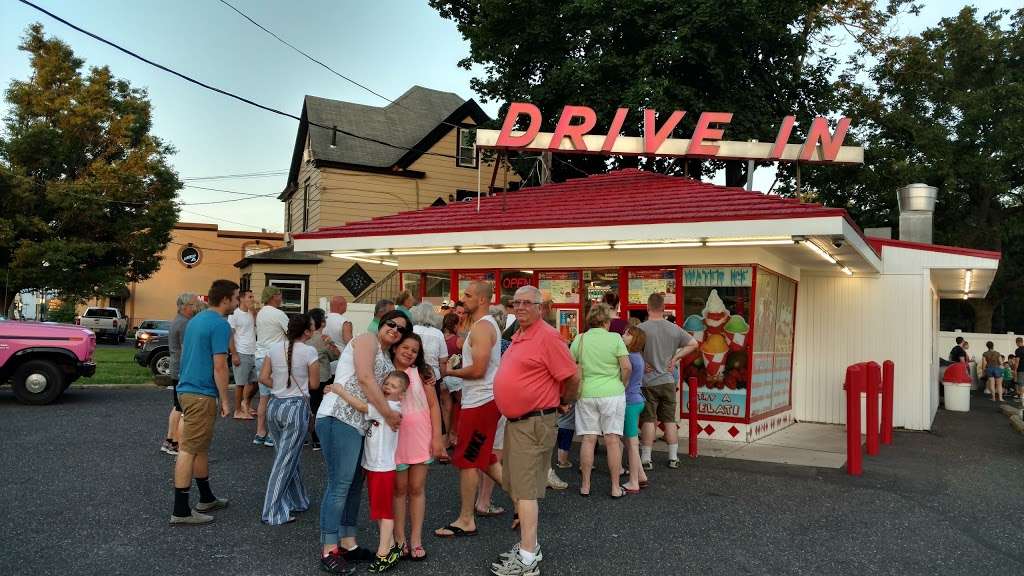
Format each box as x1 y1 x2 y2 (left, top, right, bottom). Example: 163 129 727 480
475 504 505 517
399 542 410 559
434 523 478 538
610 488 628 499
639 480 649 489
410 545 427 562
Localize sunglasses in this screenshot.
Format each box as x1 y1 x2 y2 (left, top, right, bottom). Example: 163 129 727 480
384 320 409 334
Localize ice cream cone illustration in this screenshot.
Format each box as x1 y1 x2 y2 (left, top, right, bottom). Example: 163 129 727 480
683 314 705 342
723 315 750 351
701 289 730 332
701 333 729 379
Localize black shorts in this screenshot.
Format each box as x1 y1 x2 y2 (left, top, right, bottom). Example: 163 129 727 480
172 379 182 412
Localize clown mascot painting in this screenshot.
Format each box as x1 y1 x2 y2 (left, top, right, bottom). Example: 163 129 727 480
682 289 750 391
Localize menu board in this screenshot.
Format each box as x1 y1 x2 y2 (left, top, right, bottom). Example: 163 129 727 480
556 308 579 342
457 271 495 301
539 271 580 304
628 269 676 305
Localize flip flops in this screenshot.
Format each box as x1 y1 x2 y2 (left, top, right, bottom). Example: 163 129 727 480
475 504 505 517
434 524 478 538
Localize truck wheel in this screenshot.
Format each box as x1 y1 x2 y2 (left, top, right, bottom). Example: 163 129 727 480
150 350 171 377
13 360 65 405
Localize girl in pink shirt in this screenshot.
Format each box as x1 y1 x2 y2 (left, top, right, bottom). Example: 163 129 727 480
389 333 444 561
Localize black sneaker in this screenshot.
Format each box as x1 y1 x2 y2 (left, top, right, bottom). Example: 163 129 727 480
320 550 355 575
368 544 402 573
341 546 374 562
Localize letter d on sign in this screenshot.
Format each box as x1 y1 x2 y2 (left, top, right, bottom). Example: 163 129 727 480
496 102 542 148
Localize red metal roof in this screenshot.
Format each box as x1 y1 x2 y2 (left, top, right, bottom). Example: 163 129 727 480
866 237 1000 260
294 169 848 240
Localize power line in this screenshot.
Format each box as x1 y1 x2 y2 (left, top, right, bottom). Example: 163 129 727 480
17 0 460 161
182 170 287 181
179 208 275 230
216 0 470 133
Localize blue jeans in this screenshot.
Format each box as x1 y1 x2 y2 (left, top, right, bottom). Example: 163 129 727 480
316 417 365 546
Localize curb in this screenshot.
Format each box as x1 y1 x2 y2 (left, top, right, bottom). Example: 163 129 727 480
76 384 161 390
999 404 1020 417
1011 414 1024 434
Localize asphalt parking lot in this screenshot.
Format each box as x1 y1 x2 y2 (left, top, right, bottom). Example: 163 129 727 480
1 387 1023 576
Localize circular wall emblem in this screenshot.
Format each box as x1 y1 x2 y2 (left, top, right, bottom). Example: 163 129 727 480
179 246 202 268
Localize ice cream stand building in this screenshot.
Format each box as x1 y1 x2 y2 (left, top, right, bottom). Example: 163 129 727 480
293 104 1000 440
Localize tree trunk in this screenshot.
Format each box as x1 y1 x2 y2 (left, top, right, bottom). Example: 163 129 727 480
969 298 995 333
724 161 747 187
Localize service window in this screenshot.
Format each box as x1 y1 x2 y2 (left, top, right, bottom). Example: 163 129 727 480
500 270 534 302
401 273 421 301
538 271 580 305
457 271 496 303
627 268 677 307
583 268 619 304
422 271 452 305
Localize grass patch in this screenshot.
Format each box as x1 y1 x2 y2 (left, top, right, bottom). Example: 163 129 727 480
86 348 154 386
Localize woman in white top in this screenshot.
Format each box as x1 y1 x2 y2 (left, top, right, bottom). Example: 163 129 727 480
314 309 407 573
259 313 319 525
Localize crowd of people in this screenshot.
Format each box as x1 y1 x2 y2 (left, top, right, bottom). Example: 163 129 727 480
948 336 1024 403
163 279 697 575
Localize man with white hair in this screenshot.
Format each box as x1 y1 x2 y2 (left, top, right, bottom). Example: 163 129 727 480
324 295 353 353
160 292 199 456
491 285 580 576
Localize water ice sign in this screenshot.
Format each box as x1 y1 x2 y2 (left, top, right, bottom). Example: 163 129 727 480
683 267 752 287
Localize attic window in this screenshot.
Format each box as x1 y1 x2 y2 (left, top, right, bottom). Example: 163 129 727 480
457 127 477 168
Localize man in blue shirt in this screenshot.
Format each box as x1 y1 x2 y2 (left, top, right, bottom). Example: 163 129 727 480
170 279 239 525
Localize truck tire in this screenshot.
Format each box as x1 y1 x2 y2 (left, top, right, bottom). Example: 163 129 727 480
12 360 66 405
149 350 171 377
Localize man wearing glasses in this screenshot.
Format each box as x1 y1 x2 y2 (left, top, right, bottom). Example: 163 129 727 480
491 285 580 576
434 281 504 539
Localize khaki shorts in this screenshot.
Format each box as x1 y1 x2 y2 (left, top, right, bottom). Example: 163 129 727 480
502 412 557 502
179 394 218 454
640 382 678 424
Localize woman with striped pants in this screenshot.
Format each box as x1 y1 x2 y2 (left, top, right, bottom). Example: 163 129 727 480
259 313 320 525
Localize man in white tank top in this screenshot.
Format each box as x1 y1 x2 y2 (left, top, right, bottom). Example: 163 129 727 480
434 280 505 538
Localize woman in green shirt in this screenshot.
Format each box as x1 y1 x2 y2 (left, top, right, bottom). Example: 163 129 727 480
571 303 632 498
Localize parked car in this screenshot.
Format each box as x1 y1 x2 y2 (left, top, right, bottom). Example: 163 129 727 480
135 333 170 376
133 319 170 348
0 320 97 404
76 307 128 343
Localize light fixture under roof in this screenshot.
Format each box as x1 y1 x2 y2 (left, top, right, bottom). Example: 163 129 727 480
801 240 838 264
532 243 611 252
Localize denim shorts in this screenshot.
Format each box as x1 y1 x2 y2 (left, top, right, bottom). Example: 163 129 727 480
255 356 272 396
985 366 1004 379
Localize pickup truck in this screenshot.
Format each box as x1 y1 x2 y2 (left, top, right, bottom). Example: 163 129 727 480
135 333 170 376
76 307 128 343
0 320 97 404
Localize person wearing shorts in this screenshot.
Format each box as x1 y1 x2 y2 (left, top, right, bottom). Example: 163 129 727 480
491 285 580 576
170 279 239 526
571 303 630 498
638 292 698 471
621 326 648 492
229 289 258 420
161 293 199 456
254 287 289 446
434 281 503 539
363 396 403 571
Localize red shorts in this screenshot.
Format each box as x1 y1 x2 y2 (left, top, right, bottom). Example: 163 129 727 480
452 401 501 471
365 469 396 520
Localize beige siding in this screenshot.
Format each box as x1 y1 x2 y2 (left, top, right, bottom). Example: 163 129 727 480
243 258 398 312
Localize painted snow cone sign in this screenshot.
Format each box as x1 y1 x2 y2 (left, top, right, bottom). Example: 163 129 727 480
724 314 750 351
700 290 730 380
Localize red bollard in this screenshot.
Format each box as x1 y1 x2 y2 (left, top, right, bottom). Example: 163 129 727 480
844 364 864 476
688 377 699 458
881 360 894 445
865 362 881 456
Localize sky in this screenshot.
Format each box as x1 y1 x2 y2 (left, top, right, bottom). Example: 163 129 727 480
0 1 1012 233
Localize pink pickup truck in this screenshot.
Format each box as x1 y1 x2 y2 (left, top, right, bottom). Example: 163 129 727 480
0 320 97 404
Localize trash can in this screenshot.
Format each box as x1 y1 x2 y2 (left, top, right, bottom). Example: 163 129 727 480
942 363 972 412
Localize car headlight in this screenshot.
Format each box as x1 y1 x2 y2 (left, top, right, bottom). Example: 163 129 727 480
139 332 151 340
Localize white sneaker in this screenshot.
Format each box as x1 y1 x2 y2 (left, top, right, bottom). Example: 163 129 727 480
495 543 543 565
491 552 540 576
546 469 567 490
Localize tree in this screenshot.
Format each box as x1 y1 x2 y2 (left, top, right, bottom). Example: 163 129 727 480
795 7 1024 332
430 0 912 184
0 24 179 314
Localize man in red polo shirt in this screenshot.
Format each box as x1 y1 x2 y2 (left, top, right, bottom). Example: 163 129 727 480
491 285 579 576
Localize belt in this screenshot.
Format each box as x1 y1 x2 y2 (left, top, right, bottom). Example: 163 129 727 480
507 407 559 422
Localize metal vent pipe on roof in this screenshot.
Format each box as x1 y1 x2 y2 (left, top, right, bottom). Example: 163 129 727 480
897 183 937 244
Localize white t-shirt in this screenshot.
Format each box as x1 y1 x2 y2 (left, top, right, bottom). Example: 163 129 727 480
413 324 447 381
324 313 350 351
228 308 257 356
362 400 402 472
460 316 502 409
505 314 516 331
256 305 289 359
267 340 319 399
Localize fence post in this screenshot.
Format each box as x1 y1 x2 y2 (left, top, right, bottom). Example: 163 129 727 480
688 376 699 458
881 360 895 445
845 363 864 476
865 361 881 456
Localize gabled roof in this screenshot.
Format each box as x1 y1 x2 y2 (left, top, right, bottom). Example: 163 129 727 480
294 169 848 240
283 86 489 196
234 245 323 269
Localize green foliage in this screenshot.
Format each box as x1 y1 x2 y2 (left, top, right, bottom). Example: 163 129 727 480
795 7 1024 330
430 0 913 183
47 299 78 324
0 24 180 311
